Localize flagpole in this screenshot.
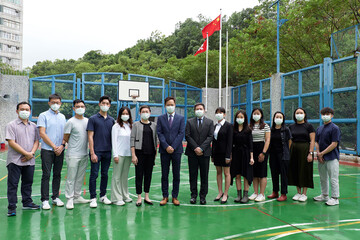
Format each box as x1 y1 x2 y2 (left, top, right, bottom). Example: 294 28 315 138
218 9 222 107
206 32 209 111
226 29 228 114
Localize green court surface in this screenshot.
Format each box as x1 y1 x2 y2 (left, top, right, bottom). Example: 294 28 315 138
0 150 360 240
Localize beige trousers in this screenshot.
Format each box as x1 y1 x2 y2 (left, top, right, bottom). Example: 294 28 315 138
111 156 132 202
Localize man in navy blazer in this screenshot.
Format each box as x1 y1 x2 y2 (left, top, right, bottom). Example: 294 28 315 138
157 96 185 206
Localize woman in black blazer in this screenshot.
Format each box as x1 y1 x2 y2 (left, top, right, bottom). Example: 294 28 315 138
212 107 233 204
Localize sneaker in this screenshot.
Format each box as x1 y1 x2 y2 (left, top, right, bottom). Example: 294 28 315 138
326 198 339 206
124 198 133 203
249 193 258 201
52 198 64 207
7 209 16 217
298 194 308 202
74 196 91 204
42 200 51 210
114 200 125 206
313 194 329 202
90 198 97 208
255 194 265 202
292 193 301 201
66 199 74 210
23 202 40 210
100 195 112 205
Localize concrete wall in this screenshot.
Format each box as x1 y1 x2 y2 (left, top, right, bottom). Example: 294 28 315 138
201 86 232 123
0 74 29 143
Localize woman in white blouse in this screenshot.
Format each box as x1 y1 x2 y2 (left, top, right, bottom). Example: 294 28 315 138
111 106 133 205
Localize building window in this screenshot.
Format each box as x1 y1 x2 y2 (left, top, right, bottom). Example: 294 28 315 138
0 30 20 42
0 18 20 30
1 6 20 17
5 0 21 5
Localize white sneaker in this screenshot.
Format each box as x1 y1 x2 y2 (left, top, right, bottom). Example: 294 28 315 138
326 198 339 206
74 196 91 204
52 198 64 207
66 199 74 210
124 198 133 203
255 194 265 202
313 194 329 202
298 194 308 202
292 193 301 201
249 193 258 201
100 195 112 205
90 198 97 208
42 200 51 210
114 200 125 206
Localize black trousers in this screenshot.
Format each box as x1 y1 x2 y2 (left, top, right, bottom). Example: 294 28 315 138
269 151 289 194
188 155 210 199
7 163 35 210
135 151 155 195
40 149 64 201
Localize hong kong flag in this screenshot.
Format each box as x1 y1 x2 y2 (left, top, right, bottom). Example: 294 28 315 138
202 15 221 39
194 39 207 56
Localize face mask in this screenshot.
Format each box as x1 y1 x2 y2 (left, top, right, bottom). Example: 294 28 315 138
195 110 204 118
19 110 30 120
75 108 85 115
321 115 331 123
121 115 130 122
51 104 60 111
295 114 305 121
252 114 261 122
236 118 244 125
141 113 150 120
100 105 110 112
166 106 175 114
274 118 283 125
215 113 224 121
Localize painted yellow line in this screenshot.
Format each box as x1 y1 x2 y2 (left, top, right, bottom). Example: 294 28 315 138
0 175 8 182
238 221 360 239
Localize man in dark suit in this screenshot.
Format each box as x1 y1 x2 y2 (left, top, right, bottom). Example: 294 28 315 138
157 96 185 206
185 103 214 205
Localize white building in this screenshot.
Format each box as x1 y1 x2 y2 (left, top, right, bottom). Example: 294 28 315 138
0 0 22 70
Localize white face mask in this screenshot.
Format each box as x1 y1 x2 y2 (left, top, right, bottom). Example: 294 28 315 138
141 113 150 120
166 106 175 114
100 105 110 112
195 110 204 118
121 115 130 122
295 114 305 121
215 113 224 121
321 115 331 123
19 110 30 120
75 108 85 115
274 118 283 125
252 114 261 122
50 104 60 111
236 118 244 125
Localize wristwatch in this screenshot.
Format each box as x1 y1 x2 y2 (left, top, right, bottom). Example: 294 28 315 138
262 152 266 155
62 143 66 147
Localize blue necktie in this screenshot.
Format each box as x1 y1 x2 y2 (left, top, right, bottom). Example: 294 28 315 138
169 114 173 127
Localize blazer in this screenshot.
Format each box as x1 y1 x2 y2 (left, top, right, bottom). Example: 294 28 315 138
211 121 233 159
130 121 158 151
185 117 214 157
156 113 185 154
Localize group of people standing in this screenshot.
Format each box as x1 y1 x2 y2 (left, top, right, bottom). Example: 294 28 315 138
5 93 341 217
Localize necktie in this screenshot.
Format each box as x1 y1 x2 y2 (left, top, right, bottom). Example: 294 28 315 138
169 114 173 127
198 118 202 127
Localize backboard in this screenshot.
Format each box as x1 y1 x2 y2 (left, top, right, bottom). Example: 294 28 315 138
118 80 149 102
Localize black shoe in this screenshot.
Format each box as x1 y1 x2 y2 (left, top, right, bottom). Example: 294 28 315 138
190 198 196 204
7 209 16 217
214 193 223 201
144 200 153 205
23 202 40 210
136 201 142 207
221 195 228 204
200 199 206 205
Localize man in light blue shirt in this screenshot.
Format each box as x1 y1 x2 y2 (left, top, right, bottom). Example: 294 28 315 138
37 93 66 210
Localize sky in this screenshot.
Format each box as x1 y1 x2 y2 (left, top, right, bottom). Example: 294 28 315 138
23 0 260 68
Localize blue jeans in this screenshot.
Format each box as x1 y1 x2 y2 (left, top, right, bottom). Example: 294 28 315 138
89 151 111 199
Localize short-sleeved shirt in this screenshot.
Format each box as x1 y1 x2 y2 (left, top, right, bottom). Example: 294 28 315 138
5 118 40 166
315 122 341 161
86 113 115 152
64 117 89 157
289 122 315 142
37 109 66 151
251 123 270 142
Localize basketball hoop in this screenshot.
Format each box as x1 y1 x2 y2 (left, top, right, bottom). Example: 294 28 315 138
130 94 138 104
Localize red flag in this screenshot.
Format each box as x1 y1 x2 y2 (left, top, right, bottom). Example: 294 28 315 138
202 15 221 39
194 39 207 56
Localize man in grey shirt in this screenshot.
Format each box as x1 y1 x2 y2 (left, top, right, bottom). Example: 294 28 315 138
5 102 40 217
63 99 91 209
